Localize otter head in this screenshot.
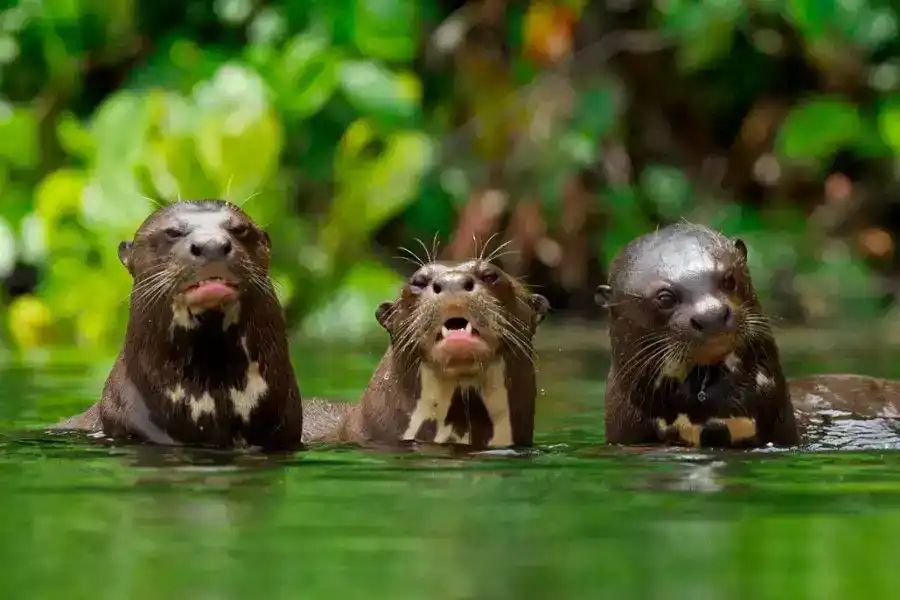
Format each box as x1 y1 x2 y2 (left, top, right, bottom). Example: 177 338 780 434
119 199 272 329
595 223 757 373
375 260 549 379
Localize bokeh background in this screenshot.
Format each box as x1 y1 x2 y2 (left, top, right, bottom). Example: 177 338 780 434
2 0 900 362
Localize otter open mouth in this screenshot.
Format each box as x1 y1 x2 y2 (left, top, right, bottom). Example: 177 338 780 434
437 317 480 343
183 277 239 309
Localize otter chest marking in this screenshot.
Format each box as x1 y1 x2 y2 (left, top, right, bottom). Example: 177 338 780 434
166 337 269 423
403 360 512 447
656 414 758 447
171 297 241 331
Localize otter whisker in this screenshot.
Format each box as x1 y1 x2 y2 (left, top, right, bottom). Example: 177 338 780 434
611 333 671 383
135 194 165 209
485 238 515 264
430 233 441 263
413 238 434 265
131 267 182 307
237 191 261 208
477 233 502 263
396 246 426 268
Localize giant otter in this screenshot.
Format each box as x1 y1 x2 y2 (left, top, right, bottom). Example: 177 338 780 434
303 259 550 448
595 223 800 448
51 199 305 450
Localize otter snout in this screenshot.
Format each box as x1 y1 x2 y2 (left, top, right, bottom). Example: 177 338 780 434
687 298 734 336
189 236 232 261
185 233 233 263
430 271 476 295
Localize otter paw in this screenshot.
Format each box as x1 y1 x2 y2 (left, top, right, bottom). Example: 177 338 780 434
656 415 703 447
697 420 732 447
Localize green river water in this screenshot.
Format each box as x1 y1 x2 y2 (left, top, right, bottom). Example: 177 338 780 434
2 326 900 600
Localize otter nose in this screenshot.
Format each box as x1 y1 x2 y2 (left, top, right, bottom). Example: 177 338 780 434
689 301 733 334
431 272 476 295
189 237 232 261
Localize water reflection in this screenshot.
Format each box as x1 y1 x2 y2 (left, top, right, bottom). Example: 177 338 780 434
4 332 900 597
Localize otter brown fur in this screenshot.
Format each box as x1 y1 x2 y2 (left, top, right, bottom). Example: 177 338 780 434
51 199 304 450
595 223 799 448
789 373 900 437
304 259 549 448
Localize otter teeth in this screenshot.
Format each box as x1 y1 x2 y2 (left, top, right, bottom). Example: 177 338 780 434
440 318 476 339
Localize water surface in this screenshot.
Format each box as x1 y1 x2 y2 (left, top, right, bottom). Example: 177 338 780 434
3 327 900 599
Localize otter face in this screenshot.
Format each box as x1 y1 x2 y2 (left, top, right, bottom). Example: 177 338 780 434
376 260 549 379
596 226 752 366
119 200 271 324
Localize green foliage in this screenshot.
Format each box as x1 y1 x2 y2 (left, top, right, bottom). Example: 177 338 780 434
0 0 435 356
0 0 899 358
776 97 862 161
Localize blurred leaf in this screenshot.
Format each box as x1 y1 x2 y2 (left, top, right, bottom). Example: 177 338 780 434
678 17 736 71
0 215 15 278
571 85 617 137
34 169 86 223
786 0 838 39
600 185 653 265
0 105 39 169
193 64 284 197
877 96 900 155
304 259 404 340
320 119 435 277
275 31 339 119
7 295 52 350
56 112 96 161
90 91 149 169
353 0 418 62
641 164 692 220
655 0 742 71
775 97 861 160
339 60 420 127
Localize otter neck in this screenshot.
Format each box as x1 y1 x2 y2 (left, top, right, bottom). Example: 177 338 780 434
390 347 514 447
124 292 281 381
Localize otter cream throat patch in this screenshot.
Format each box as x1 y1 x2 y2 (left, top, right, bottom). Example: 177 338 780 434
403 360 512 447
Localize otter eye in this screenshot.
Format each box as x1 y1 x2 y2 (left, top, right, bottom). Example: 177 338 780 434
409 273 429 293
231 224 250 238
480 269 499 284
164 227 185 240
655 290 677 310
722 271 736 292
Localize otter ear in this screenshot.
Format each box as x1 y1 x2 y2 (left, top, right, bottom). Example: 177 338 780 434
117 241 133 271
262 230 271 248
734 238 748 260
530 293 550 325
375 301 395 331
594 284 613 308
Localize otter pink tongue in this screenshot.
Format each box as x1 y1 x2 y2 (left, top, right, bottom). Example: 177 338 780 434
184 280 236 309
440 320 479 346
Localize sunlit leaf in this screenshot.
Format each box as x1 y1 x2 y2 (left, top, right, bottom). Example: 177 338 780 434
353 0 418 61
0 105 38 169
34 169 86 223
7 295 52 350
304 259 405 339
786 0 838 39
56 112 95 161
193 64 284 197
0 215 15 278
641 164 692 220
339 60 420 127
275 31 339 119
90 91 148 168
877 96 900 155
775 97 861 160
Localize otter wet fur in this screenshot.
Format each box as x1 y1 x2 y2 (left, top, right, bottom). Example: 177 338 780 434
307 257 549 449
51 199 304 450
595 223 799 449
